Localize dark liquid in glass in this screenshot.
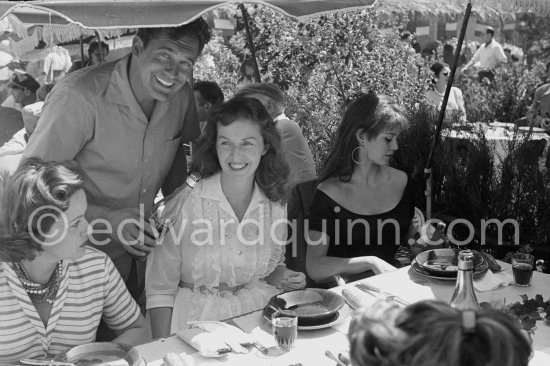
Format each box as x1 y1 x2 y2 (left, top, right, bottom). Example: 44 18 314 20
513 263 533 286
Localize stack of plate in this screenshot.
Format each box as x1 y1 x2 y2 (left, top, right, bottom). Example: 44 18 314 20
411 249 488 280
263 288 350 330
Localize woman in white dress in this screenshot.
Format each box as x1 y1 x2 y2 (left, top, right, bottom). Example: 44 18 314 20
425 62 467 124
146 96 306 338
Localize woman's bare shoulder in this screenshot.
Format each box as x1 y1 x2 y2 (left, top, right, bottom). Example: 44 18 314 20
317 177 344 195
388 167 408 188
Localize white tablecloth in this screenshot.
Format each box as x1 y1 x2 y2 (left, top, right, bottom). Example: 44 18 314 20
137 261 550 365
444 124 549 166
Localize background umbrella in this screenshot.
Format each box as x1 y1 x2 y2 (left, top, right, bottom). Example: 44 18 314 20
0 0 379 81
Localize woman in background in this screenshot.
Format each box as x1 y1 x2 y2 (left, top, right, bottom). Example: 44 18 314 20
425 62 467 124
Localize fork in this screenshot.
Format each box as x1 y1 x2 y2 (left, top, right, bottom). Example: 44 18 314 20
354 283 409 307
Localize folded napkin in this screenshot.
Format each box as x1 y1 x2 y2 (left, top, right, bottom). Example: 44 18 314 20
341 287 375 310
177 328 231 357
473 270 513 292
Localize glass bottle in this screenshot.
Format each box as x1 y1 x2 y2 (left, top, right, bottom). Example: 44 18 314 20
449 250 480 310
150 172 201 233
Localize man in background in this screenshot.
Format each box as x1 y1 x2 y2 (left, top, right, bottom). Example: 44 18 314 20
194 80 224 133
0 40 14 104
461 27 507 82
527 61 550 129
68 41 110 73
234 82 317 190
0 72 40 146
43 45 72 83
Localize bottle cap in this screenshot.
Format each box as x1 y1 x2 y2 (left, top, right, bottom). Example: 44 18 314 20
186 172 201 188
458 250 474 270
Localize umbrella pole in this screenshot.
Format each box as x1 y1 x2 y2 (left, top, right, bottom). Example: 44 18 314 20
239 3 261 82
95 31 104 63
80 35 85 66
424 0 472 220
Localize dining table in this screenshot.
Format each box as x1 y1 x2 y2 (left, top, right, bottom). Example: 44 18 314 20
136 261 550 366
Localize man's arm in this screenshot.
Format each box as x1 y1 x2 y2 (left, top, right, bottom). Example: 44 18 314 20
161 86 200 196
461 47 481 72
161 142 188 197
23 86 157 257
496 44 508 65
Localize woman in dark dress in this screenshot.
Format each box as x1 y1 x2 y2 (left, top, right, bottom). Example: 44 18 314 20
306 93 415 283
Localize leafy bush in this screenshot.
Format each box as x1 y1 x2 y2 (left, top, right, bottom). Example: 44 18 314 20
231 6 427 168
194 34 241 99
454 61 547 123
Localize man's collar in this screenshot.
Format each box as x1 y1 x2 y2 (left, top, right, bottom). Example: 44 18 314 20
104 54 134 106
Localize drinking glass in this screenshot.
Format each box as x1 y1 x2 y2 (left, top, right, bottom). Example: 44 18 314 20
512 253 534 287
272 310 297 352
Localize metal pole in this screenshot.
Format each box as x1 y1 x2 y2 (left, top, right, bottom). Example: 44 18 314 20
424 0 472 219
94 31 104 63
79 34 85 67
239 3 261 83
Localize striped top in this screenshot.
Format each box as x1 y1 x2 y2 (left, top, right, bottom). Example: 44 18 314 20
0 247 140 361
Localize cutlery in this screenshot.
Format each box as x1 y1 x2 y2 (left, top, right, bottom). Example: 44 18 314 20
355 283 409 306
20 359 75 366
225 319 269 354
325 350 346 366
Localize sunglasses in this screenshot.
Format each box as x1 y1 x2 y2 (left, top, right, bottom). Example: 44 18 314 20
442 72 450 77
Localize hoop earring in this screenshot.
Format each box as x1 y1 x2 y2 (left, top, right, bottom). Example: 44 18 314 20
352 146 366 165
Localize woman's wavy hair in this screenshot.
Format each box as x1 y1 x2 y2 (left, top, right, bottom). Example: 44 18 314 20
318 93 408 183
0 158 85 262
190 96 289 203
348 300 531 366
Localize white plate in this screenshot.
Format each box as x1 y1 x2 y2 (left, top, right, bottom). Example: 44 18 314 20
263 303 351 331
411 259 488 281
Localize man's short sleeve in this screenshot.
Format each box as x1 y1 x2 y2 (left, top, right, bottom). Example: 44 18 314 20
23 86 93 163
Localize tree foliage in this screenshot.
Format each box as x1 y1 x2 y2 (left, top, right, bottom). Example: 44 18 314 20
231 6 428 166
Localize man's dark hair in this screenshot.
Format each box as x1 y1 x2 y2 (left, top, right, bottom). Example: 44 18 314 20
194 81 224 105
136 18 211 54
486 27 495 37
88 41 109 55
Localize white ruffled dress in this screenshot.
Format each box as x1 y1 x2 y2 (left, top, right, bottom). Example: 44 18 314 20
145 173 286 333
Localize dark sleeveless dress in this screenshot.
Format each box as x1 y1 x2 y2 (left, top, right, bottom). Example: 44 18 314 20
307 177 415 264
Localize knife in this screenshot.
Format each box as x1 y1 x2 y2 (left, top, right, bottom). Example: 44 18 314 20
354 283 409 307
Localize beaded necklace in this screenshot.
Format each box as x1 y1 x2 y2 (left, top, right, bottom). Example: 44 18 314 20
12 261 62 304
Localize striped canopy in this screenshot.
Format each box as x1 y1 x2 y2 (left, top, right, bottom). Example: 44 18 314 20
0 0 379 29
